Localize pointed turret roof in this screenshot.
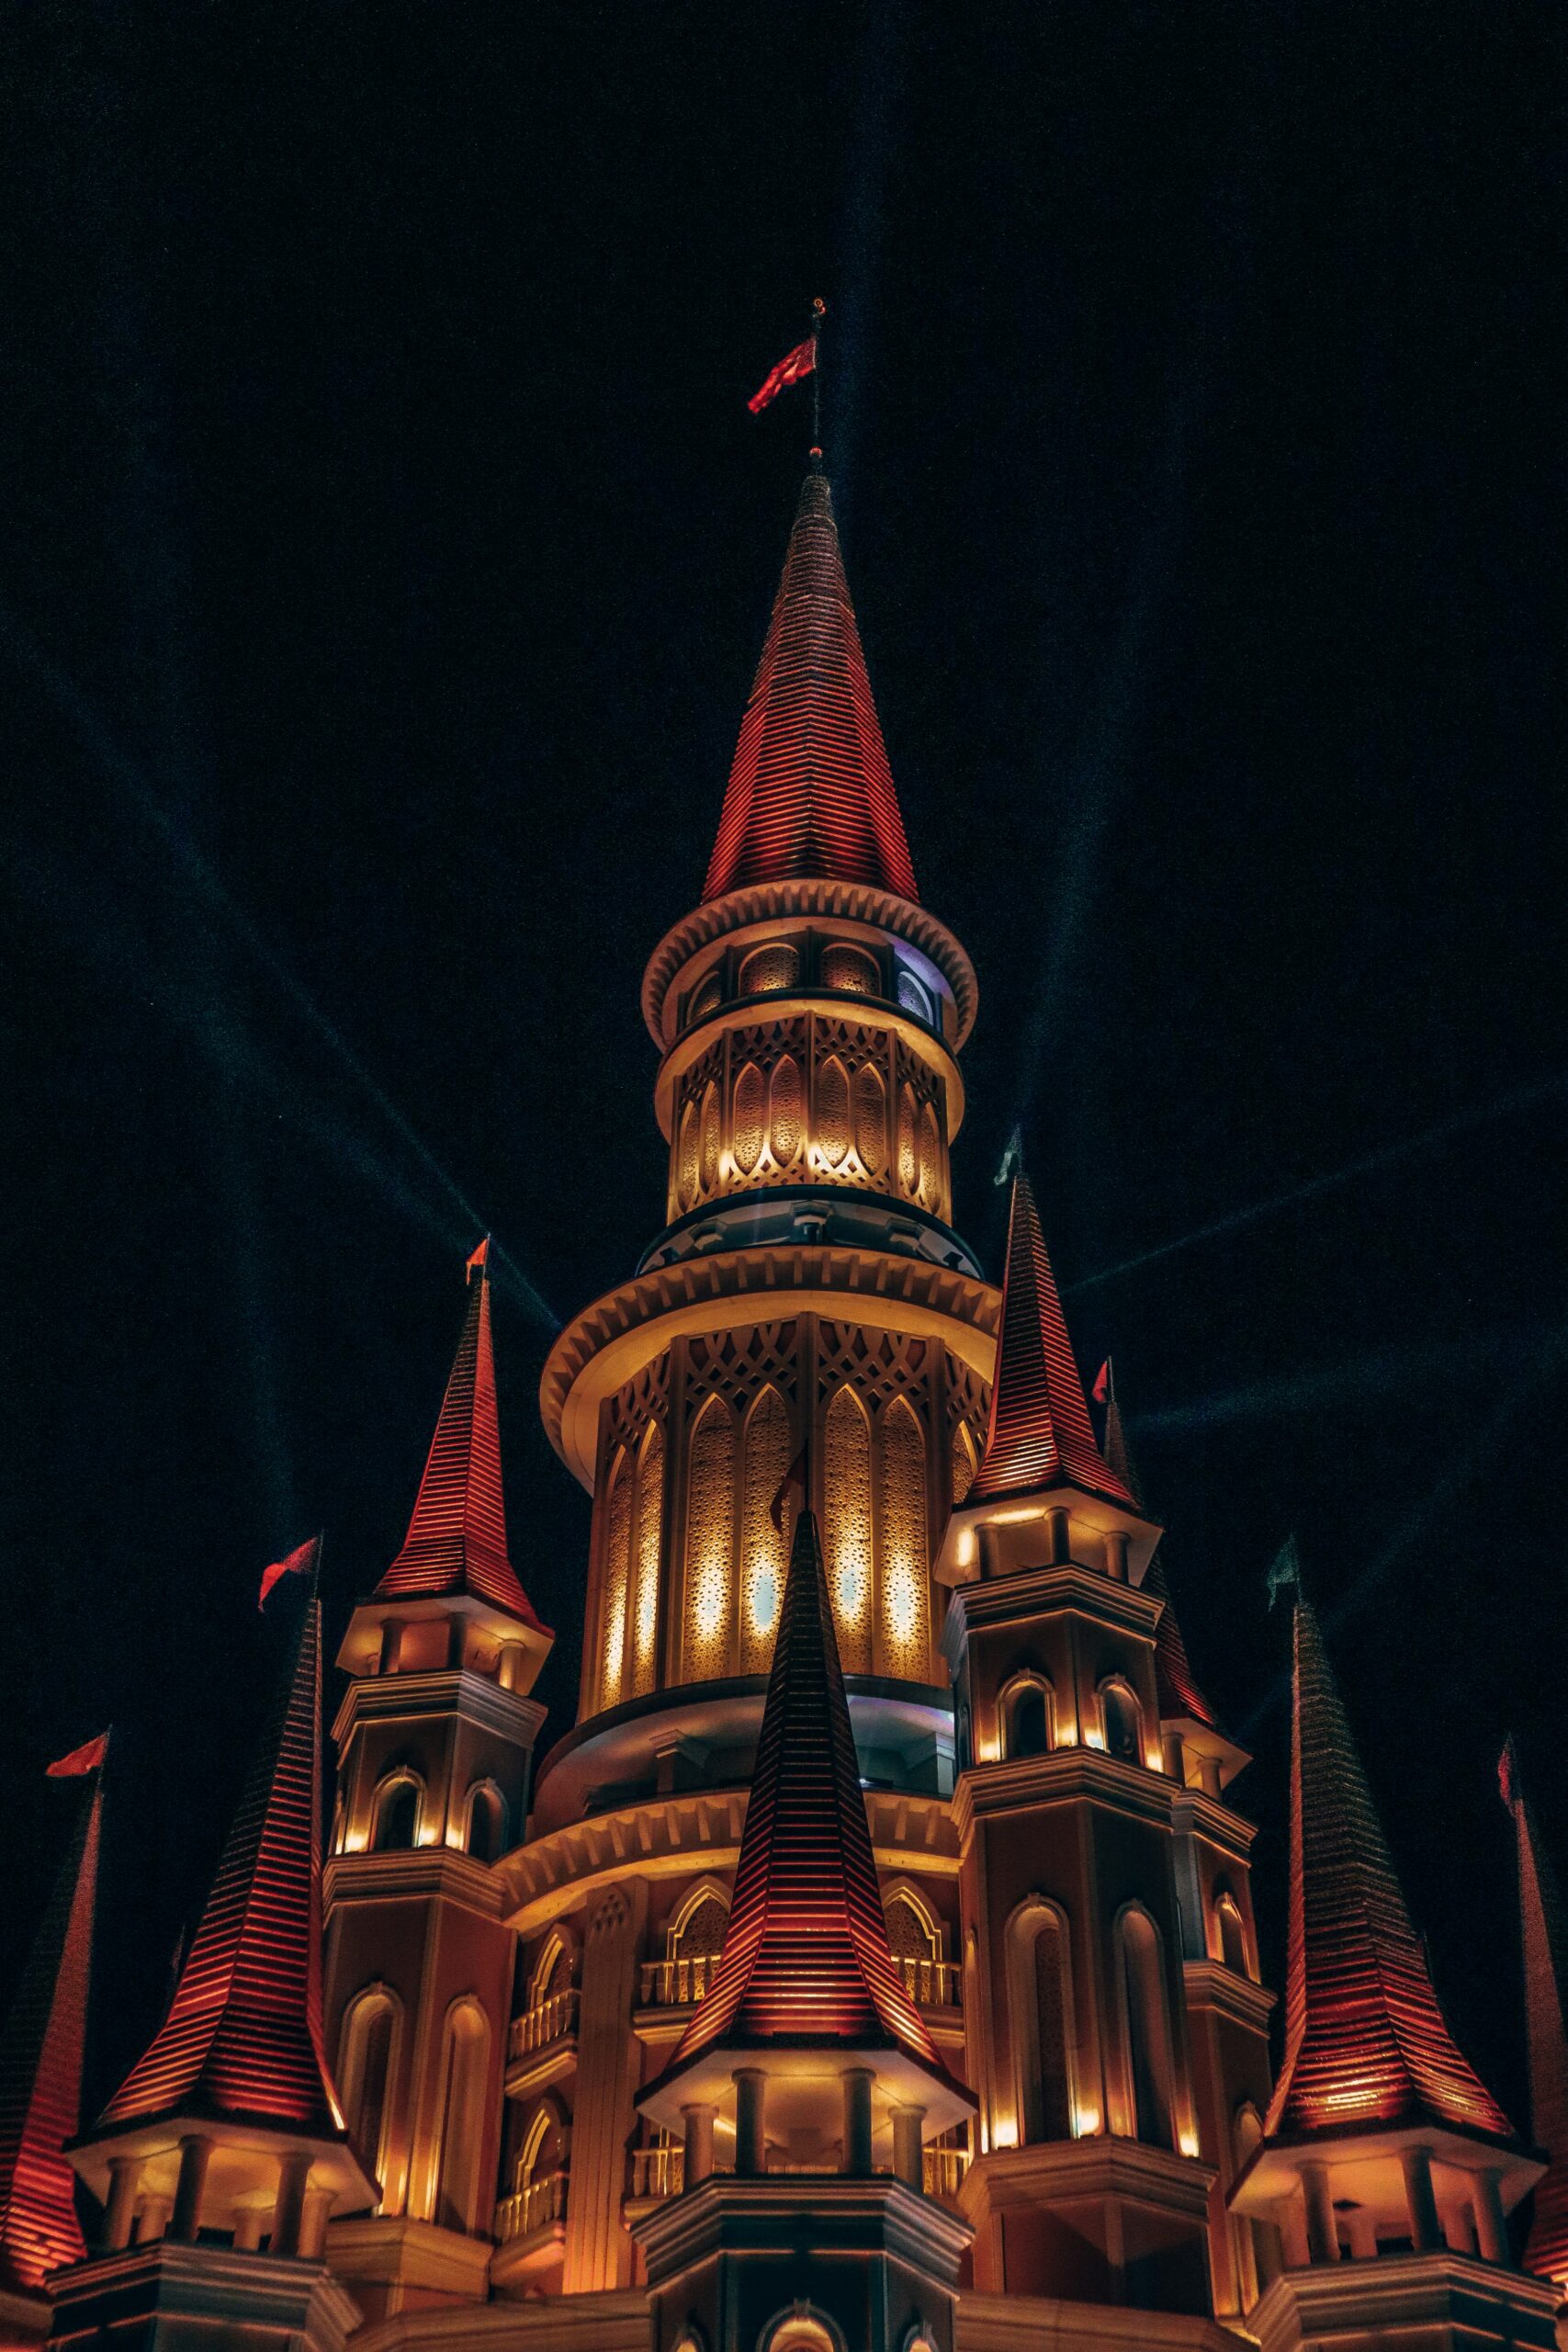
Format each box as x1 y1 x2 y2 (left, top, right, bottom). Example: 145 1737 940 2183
1500 1739 1568 2282
0 1780 101 2290
968 1175 1134 1510
1100 1372 1214 1728
703 464 919 906
99 1574 344 2139
376 1259 547 1631
1267 1594 1514 2146
671 1510 940 2067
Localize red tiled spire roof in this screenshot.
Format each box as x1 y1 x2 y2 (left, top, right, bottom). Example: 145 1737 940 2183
968 1174 1134 1510
376 1260 547 1631
672 1510 938 2064
1267 1595 1514 2145
1500 1738 1568 2283
1100 1375 1214 1728
99 1572 344 2139
0 1781 101 2289
703 465 919 906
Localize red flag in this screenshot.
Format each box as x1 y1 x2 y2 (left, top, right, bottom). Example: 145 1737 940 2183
467 1235 490 1282
769 1444 809 1535
1091 1359 1112 1405
748 335 817 415
259 1534 319 1611
48 1730 109 1778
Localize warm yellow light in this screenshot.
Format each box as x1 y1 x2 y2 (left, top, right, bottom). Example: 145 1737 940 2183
693 1559 727 1643
990 2115 1018 2150
747 1568 779 1638
976 1731 1001 1764
1178 2128 1201 2158
989 1506 1045 1526
834 1555 868 1628
1145 1747 1165 1772
885 1557 919 1648
1073 2105 1101 2138
955 1527 976 1569
1083 1726 1105 1750
1056 1723 1078 1747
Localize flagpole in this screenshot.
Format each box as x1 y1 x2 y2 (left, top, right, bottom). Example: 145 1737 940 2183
810 296 826 453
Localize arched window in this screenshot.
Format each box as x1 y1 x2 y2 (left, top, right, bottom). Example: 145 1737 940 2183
1006 1900 1075 2144
599 1446 632 1708
1214 1890 1248 1976
433 2000 491 2234
687 969 722 1026
820 942 878 996
740 943 799 997
371 1773 422 1852
631 1423 664 1695
883 1887 942 2005
685 1397 735 1679
1002 1675 1054 1759
1100 1679 1143 1764
668 1883 728 2004
464 1782 507 1866
513 2101 566 2233
676 1100 700 1213
338 1986 400 2189
897 968 934 1026
1116 1906 1175 2149
528 1930 571 2008
823 1386 873 1672
761 2311 840 2352
740 1389 791 1673
878 1398 929 1677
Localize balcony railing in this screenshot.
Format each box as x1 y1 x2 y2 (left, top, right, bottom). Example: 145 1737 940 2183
494 2169 567 2244
639 1954 716 2007
894 1956 961 2009
629 2144 685 2200
923 2144 969 2199
509 1988 579 2060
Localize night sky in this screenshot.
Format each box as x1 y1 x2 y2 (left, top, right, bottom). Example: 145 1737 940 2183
6 6 1563 2132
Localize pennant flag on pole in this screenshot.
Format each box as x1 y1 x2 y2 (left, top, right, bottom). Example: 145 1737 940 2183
995 1124 1023 1187
1092 1359 1112 1405
1498 1733 1520 1810
769 1444 810 1536
748 335 818 415
467 1235 491 1282
1266 1533 1302 1608
47 1730 110 1779
259 1534 320 1611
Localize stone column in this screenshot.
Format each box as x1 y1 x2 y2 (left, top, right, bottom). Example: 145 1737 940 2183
734 2070 767 2177
842 2068 874 2175
299 2187 334 2260
682 2103 716 2187
271 2151 315 2256
891 2105 925 2189
1103 1532 1130 1582
1401 2145 1441 2253
1044 1508 1071 1565
1300 2162 1338 2264
1473 2169 1508 2264
232 2204 266 2253
561 1879 648 2292
169 2135 213 2243
104 2155 141 2252
378 1620 403 1673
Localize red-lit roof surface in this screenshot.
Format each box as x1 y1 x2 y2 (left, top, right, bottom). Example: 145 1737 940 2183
1501 1739 1568 2282
968 1175 1134 1510
100 1580 344 2139
672 1510 940 2065
1101 1389 1214 1728
376 1267 547 1631
1267 1597 1514 2145
0 1782 100 2289
702 465 919 906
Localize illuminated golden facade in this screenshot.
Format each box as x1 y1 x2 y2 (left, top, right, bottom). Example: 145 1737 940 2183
19 461 1565 2352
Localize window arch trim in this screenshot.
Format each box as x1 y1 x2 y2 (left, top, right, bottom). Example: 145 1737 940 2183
370 1768 425 1852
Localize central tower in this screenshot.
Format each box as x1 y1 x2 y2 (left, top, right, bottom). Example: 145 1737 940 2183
519 459 994 2296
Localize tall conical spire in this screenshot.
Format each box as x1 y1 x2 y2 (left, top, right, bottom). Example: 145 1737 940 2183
0 1777 101 2290
671 1509 938 2067
1100 1366 1214 1728
968 1174 1133 1510
99 1568 344 2139
703 464 919 906
1268 1593 1514 2144
1500 1738 1568 2282
376 1254 547 1631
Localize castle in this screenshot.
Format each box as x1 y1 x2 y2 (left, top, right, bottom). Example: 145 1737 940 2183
4 460 1566 2352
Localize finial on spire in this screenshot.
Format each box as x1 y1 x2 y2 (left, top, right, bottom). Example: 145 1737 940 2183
466 1234 490 1284
1266 1533 1303 1609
